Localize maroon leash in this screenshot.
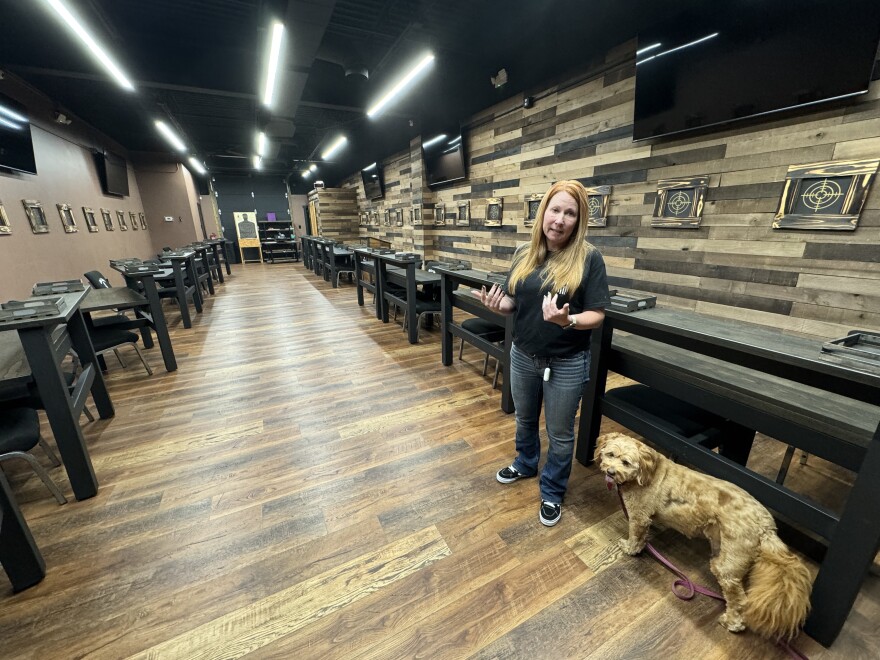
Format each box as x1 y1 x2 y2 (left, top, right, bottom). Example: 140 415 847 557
605 476 809 660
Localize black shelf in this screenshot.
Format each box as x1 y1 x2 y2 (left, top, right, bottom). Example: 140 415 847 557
258 220 299 263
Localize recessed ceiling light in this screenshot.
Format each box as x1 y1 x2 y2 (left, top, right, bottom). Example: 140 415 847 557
262 22 285 107
43 0 136 91
367 52 435 118
154 120 187 152
321 135 347 160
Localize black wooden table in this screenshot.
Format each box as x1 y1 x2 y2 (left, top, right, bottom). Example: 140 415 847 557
575 306 880 647
434 267 514 413
374 253 439 344
84 270 177 372
0 471 45 592
0 289 114 500
155 250 202 328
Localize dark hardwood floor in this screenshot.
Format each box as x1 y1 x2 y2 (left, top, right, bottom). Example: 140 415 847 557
1 262 877 659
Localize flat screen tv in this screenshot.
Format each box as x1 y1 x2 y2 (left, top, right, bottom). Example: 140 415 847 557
361 162 384 200
423 131 466 187
633 0 880 141
0 93 37 175
94 150 130 196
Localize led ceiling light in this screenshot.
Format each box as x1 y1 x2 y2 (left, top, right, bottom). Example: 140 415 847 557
154 120 187 152
321 135 347 160
256 131 267 156
187 157 206 175
0 117 23 130
253 155 263 170
0 104 27 123
309 164 317 172
366 52 435 118
262 21 285 107
422 133 447 149
301 169 311 178
43 0 136 91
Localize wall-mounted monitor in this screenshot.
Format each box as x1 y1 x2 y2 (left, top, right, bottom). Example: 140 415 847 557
361 162 384 200
423 131 466 187
633 0 880 141
94 149 130 196
0 93 37 175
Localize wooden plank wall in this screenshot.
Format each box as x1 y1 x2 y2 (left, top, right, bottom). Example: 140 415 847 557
340 40 880 338
308 187 357 242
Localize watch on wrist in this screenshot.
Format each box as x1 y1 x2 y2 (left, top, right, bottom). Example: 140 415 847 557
563 315 577 330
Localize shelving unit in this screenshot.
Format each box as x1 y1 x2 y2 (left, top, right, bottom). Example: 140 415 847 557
258 219 300 263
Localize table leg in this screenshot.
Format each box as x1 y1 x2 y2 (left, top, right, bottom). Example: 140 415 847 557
405 263 418 344
804 421 880 646
67 310 114 419
186 257 204 312
355 258 365 306
141 276 177 371
173 262 192 328
575 319 614 466
0 472 45 592
376 260 387 321
212 245 224 283
223 242 233 274
440 276 454 366
18 323 101 500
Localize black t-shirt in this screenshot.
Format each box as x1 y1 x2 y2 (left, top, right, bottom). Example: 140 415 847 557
505 247 610 357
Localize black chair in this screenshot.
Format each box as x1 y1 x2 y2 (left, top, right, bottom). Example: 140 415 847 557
0 408 67 505
87 323 154 375
0 368 94 423
459 318 506 388
83 270 151 334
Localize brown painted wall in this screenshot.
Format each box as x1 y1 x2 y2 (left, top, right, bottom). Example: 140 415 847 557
0 73 203 299
341 41 880 339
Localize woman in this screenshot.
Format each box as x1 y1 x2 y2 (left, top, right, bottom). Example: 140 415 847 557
475 180 609 526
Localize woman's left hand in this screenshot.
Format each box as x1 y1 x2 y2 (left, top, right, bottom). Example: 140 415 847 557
542 292 571 327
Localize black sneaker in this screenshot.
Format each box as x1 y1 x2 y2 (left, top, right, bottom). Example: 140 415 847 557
496 465 532 484
539 500 561 526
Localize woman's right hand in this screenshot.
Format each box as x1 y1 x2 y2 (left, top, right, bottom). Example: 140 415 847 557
472 283 511 312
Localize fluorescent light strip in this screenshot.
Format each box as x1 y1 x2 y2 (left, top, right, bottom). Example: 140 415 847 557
0 117 23 130
301 169 311 178
0 103 27 123
637 33 718 65
422 133 447 149
262 22 285 107
155 120 187 152
636 42 661 56
253 155 262 170
187 157 206 175
44 0 135 91
321 135 347 160
366 53 435 118
256 131 267 156
309 164 317 172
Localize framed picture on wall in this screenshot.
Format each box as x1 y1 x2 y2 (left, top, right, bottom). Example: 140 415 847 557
395 209 404 226
130 211 139 230
117 210 128 230
22 199 49 234
359 211 367 227
0 200 11 234
652 176 708 228
383 209 391 226
485 197 503 227
456 200 470 226
432 203 443 226
524 193 542 228
586 185 611 228
82 206 99 232
101 208 114 231
773 158 880 231
57 203 78 233
139 212 147 230
370 210 379 226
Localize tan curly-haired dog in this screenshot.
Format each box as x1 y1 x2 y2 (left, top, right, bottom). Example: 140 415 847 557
595 432 813 641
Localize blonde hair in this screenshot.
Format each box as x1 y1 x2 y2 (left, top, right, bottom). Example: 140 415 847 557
508 180 593 295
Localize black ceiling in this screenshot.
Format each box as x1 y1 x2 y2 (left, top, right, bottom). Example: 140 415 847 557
0 0 682 193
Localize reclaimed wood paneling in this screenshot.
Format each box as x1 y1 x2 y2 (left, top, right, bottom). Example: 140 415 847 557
338 41 880 338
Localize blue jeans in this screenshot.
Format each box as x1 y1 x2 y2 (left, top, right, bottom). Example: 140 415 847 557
509 342 590 504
